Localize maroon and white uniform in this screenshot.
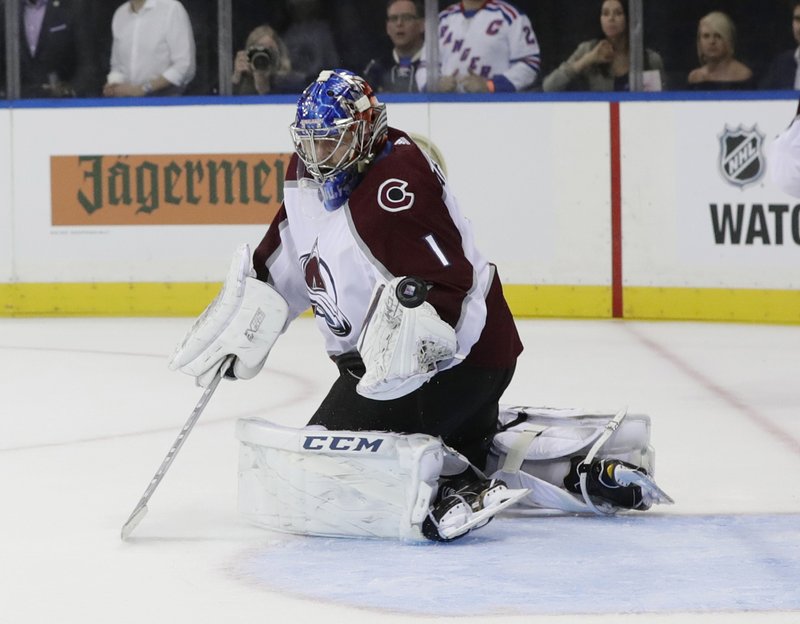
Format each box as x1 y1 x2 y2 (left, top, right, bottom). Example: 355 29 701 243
253 127 521 370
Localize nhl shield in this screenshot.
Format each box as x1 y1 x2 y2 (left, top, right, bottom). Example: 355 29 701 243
718 125 765 188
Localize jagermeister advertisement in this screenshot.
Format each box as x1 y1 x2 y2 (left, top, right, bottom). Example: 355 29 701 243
50 153 291 225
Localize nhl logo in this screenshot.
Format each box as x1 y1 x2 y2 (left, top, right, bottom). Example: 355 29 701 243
718 125 765 188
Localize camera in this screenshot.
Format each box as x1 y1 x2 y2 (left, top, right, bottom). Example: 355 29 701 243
247 47 276 72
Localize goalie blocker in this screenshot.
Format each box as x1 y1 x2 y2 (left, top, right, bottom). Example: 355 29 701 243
235 406 672 543
169 244 289 387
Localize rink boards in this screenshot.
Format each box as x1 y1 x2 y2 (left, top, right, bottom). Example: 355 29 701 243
0 96 798 321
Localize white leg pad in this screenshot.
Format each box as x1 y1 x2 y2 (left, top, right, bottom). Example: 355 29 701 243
235 418 444 541
487 406 656 513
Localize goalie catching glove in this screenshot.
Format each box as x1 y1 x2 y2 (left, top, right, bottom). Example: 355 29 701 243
169 244 289 387
356 276 458 401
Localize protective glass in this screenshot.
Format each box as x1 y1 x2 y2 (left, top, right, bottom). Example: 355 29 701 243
387 14 421 24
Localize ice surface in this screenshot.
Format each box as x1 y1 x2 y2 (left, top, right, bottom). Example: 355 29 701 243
1 317 798 623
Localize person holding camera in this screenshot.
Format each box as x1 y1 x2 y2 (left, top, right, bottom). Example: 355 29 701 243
232 24 305 95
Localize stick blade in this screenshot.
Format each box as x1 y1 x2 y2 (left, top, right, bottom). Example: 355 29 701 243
121 505 148 540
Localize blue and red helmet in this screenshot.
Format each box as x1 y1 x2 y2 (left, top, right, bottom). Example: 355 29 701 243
290 70 388 210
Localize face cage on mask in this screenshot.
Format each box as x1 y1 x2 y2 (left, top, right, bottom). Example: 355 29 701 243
290 119 368 182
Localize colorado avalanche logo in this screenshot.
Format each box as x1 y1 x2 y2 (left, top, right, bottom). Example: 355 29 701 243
300 240 352 337
719 125 765 188
377 178 415 212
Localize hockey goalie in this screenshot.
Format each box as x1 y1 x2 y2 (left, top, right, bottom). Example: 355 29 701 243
168 69 673 543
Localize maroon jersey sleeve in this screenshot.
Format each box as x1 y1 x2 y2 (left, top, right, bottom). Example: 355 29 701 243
347 129 522 367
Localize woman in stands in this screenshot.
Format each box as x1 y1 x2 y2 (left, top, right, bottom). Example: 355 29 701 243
687 11 754 90
543 0 665 92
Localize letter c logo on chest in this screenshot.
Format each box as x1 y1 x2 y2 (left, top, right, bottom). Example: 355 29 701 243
377 178 415 212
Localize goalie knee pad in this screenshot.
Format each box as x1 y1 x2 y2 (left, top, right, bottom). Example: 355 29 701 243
487 406 655 480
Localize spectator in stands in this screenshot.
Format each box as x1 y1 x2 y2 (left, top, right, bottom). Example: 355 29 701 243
436 0 541 93
232 24 305 95
687 11 753 90
761 1 800 90
232 0 290 54
364 0 426 93
103 0 196 97
18 0 96 97
282 0 340 84
182 0 217 95
543 0 664 92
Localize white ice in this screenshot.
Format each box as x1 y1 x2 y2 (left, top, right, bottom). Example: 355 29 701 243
1 317 799 624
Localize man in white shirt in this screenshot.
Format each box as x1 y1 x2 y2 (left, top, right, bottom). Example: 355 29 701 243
103 0 196 97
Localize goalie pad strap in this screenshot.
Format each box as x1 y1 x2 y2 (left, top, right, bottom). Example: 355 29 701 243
499 428 544 474
579 407 628 515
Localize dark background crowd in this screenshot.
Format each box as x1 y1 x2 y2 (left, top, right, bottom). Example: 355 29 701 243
0 0 797 98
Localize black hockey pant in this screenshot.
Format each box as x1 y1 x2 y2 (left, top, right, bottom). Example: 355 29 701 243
308 352 516 470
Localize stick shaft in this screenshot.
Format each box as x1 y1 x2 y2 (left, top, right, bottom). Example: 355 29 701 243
121 360 229 539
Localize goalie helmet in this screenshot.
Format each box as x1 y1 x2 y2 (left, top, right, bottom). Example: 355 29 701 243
289 69 388 211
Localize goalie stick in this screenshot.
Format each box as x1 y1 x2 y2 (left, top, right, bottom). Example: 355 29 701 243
120 356 233 540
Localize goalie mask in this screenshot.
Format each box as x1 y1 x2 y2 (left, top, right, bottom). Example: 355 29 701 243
289 69 388 211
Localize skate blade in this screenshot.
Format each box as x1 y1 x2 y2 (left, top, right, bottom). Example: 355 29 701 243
648 485 674 505
440 488 529 540
618 472 675 505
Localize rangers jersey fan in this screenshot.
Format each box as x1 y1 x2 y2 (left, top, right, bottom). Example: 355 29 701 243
438 0 541 92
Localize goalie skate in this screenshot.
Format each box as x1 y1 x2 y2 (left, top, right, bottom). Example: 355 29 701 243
564 456 674 511
422 478 528 542
611 461 674 507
